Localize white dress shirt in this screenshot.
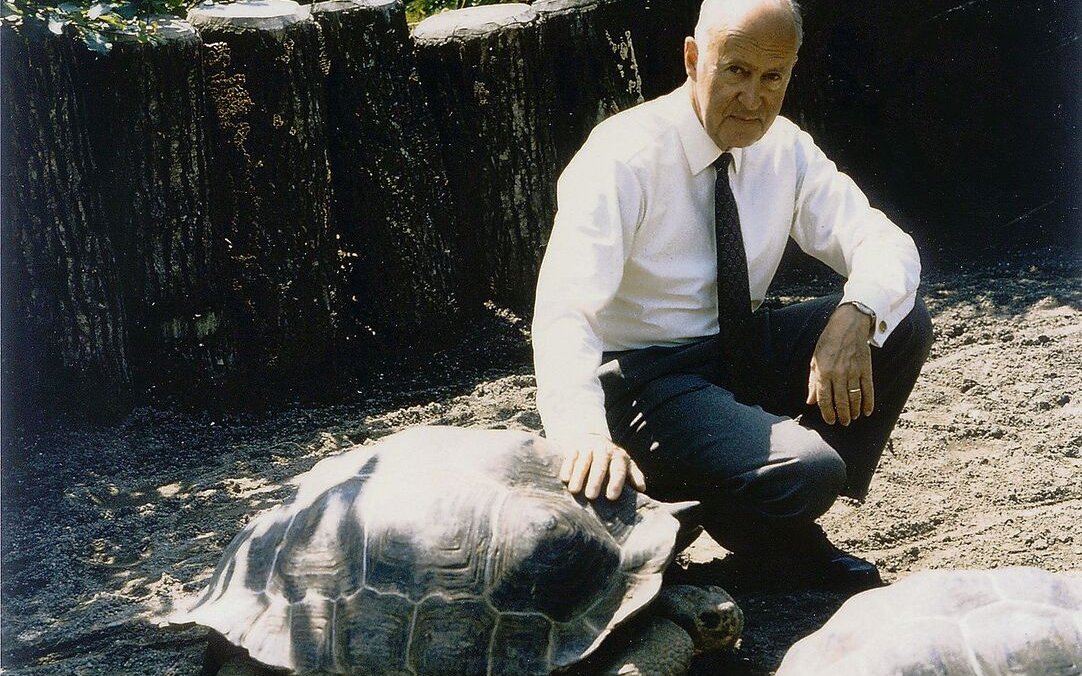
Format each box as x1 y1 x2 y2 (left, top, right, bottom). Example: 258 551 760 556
532 83 921 444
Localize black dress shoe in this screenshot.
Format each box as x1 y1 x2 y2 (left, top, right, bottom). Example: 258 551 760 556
719 524 884 593
812 546 884 592
798 524 884 592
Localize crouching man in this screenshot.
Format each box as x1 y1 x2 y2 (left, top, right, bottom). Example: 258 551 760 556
532 0 933 590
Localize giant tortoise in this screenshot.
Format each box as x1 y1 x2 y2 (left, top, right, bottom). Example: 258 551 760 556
175 426 743 674
777 566 1082 675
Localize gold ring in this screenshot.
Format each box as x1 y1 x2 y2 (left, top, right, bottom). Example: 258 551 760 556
848 388 862 393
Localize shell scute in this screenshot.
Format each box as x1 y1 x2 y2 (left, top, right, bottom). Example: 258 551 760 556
243 518 293 594
334 589 414 674
964 600 1082 675
489 437 565 492
856 619 973 676
986 566 1082 609
287 595 337 672
362 478 498 601
272 482 366 603
488 614 553 676
486 489 622 622
551 618 603 667
408 596 497 676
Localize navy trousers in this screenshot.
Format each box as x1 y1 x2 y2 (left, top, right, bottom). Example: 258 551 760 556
599 294 933 556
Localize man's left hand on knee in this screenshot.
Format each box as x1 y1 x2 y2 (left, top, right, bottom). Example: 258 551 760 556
806 304 876 426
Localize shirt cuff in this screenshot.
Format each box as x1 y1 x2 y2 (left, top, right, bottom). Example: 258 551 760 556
540 409 613 446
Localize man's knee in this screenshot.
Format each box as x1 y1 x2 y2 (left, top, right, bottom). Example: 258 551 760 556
759 424 846 520
784 440 847 520
894 296 934 362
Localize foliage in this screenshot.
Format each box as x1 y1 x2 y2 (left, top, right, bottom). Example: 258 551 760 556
405 0 512 26
0 0 521 53
3 0 190 53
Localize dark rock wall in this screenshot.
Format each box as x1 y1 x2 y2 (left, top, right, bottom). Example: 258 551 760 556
414 6 560 312
314 0 467 361
73 26 222 401
193 11 339 403
1 22 132 420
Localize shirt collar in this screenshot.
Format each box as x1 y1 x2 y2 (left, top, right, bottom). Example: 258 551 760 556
673 81 744 176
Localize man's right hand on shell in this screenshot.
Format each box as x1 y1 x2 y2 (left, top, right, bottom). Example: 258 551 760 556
559 434 647 501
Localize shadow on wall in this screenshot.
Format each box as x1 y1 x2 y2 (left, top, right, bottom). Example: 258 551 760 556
782 0 1079 255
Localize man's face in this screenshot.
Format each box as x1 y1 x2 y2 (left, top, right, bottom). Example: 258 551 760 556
684 5 798 150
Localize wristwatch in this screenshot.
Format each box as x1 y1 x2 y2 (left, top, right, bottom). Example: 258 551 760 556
845 300 876 319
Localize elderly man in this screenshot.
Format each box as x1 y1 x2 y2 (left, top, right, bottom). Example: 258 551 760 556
532 0 933 589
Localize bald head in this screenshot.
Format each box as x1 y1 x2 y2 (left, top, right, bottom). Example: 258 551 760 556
683 0 800 149
694 0 802 51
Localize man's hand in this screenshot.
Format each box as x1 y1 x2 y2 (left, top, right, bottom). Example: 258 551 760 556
559 434 646 501
806 304 875 426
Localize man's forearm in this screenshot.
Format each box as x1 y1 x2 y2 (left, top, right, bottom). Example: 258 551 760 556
532 317 611 443
790 129 921 347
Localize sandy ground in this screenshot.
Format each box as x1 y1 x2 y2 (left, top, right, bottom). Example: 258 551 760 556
2 246 1079 675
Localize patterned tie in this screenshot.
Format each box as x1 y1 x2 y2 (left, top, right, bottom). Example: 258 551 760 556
713 152 753 390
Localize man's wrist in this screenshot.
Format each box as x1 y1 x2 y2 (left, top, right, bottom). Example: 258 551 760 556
547 429 613 447
575 432 614 447
840 301 876 339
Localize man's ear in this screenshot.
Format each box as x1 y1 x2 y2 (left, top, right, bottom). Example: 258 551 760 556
684 36 698 81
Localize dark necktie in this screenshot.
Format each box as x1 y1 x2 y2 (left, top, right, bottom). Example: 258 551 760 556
713 152 753 389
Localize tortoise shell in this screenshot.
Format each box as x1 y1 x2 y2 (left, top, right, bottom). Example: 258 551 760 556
180 426 690 674
776 567 1082 675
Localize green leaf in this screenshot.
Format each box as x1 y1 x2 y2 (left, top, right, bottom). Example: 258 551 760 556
83 28 111 53
20 0 195 47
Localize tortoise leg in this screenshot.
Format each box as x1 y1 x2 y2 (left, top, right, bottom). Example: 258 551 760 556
595 616 696 676
203 630 283 676
653 584 744 653
216 657 276 676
